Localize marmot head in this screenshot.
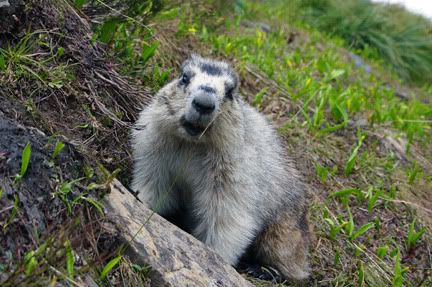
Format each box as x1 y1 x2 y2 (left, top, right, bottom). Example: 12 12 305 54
158 54 240 141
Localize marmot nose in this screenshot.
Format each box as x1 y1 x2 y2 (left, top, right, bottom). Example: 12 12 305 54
192 94 215 114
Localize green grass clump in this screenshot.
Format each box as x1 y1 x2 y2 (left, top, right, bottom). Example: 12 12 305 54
288 0 432 84
0 32 74 88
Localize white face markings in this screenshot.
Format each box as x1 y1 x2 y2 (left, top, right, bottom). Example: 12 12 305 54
174 56 240 138
186 66 233 102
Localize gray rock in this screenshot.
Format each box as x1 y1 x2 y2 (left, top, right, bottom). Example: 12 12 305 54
349 53 372 74
0 1 10 8
105 179 253 287
242 20 271 33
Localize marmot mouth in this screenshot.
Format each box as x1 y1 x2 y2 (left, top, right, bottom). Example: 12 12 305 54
182 120 206 136
180 116 206 137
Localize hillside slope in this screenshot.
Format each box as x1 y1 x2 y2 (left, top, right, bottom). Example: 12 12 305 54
1 0 431 286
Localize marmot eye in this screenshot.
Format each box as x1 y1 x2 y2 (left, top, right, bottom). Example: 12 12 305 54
180 73 190 85
225 87 234 100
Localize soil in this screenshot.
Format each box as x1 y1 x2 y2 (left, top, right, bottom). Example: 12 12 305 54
0 112 85 280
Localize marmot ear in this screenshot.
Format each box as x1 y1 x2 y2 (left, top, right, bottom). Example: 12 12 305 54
180 53 199 72
181 53 200 71
181 59 191 72
190 53 202 61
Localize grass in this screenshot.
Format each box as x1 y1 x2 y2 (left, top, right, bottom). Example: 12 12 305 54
247 0 432 85
0 31 74 88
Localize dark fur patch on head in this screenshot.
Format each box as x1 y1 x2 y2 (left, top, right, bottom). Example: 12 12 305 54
200 62 223 76
199 85 216 94
224 83 235 100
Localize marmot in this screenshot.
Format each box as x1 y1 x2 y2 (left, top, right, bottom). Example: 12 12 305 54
131 55 310 281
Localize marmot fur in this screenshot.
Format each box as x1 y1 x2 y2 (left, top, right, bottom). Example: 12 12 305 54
131 55 310 281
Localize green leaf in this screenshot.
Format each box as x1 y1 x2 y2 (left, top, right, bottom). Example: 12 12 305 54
51 140 65 160
20 142 31 178
4 194 19 228
346 209 354 236
376 245 388 259
329 69 345 80
141 42 159 64
392 250 403 287
351 222 375 240
330 188 361 198
0 53 5 71
344 133 365 176
65 240 74 278
75 0 87 9
315 163 329 182
252 88 267 106
83 164 94 179
81 196 104 215
344 145 360 175
332 103 348 123
60 181 73 194
57 47 65 57
100 255 122 279
25 256 38 275
406 218 426 248
98 19 119 44
358 261 365 287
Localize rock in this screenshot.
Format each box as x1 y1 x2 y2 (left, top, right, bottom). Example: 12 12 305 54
348 53 372 74
375 129 408 161
0 1 10 8
105 179 253 287
242 20 271 33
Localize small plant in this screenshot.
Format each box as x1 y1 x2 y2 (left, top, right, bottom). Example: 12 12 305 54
51 140 65 160
350 222 375 241
406 218 426 250
75 0 87 9
330 188 363 207
392 249 409 287
141 42 158 65
0 53 5 71
24 250 38 276
55 178 103 215
14 142 31 183
324 217 346 240
87 164 120 191
376 245 389 259
65 240 74 279
315 163 329 182
366 187 381 213
406 161 422 184
4 194 19 229
357 261 365 287
344 131 366 175
252 87 267 107
100 255 122 280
